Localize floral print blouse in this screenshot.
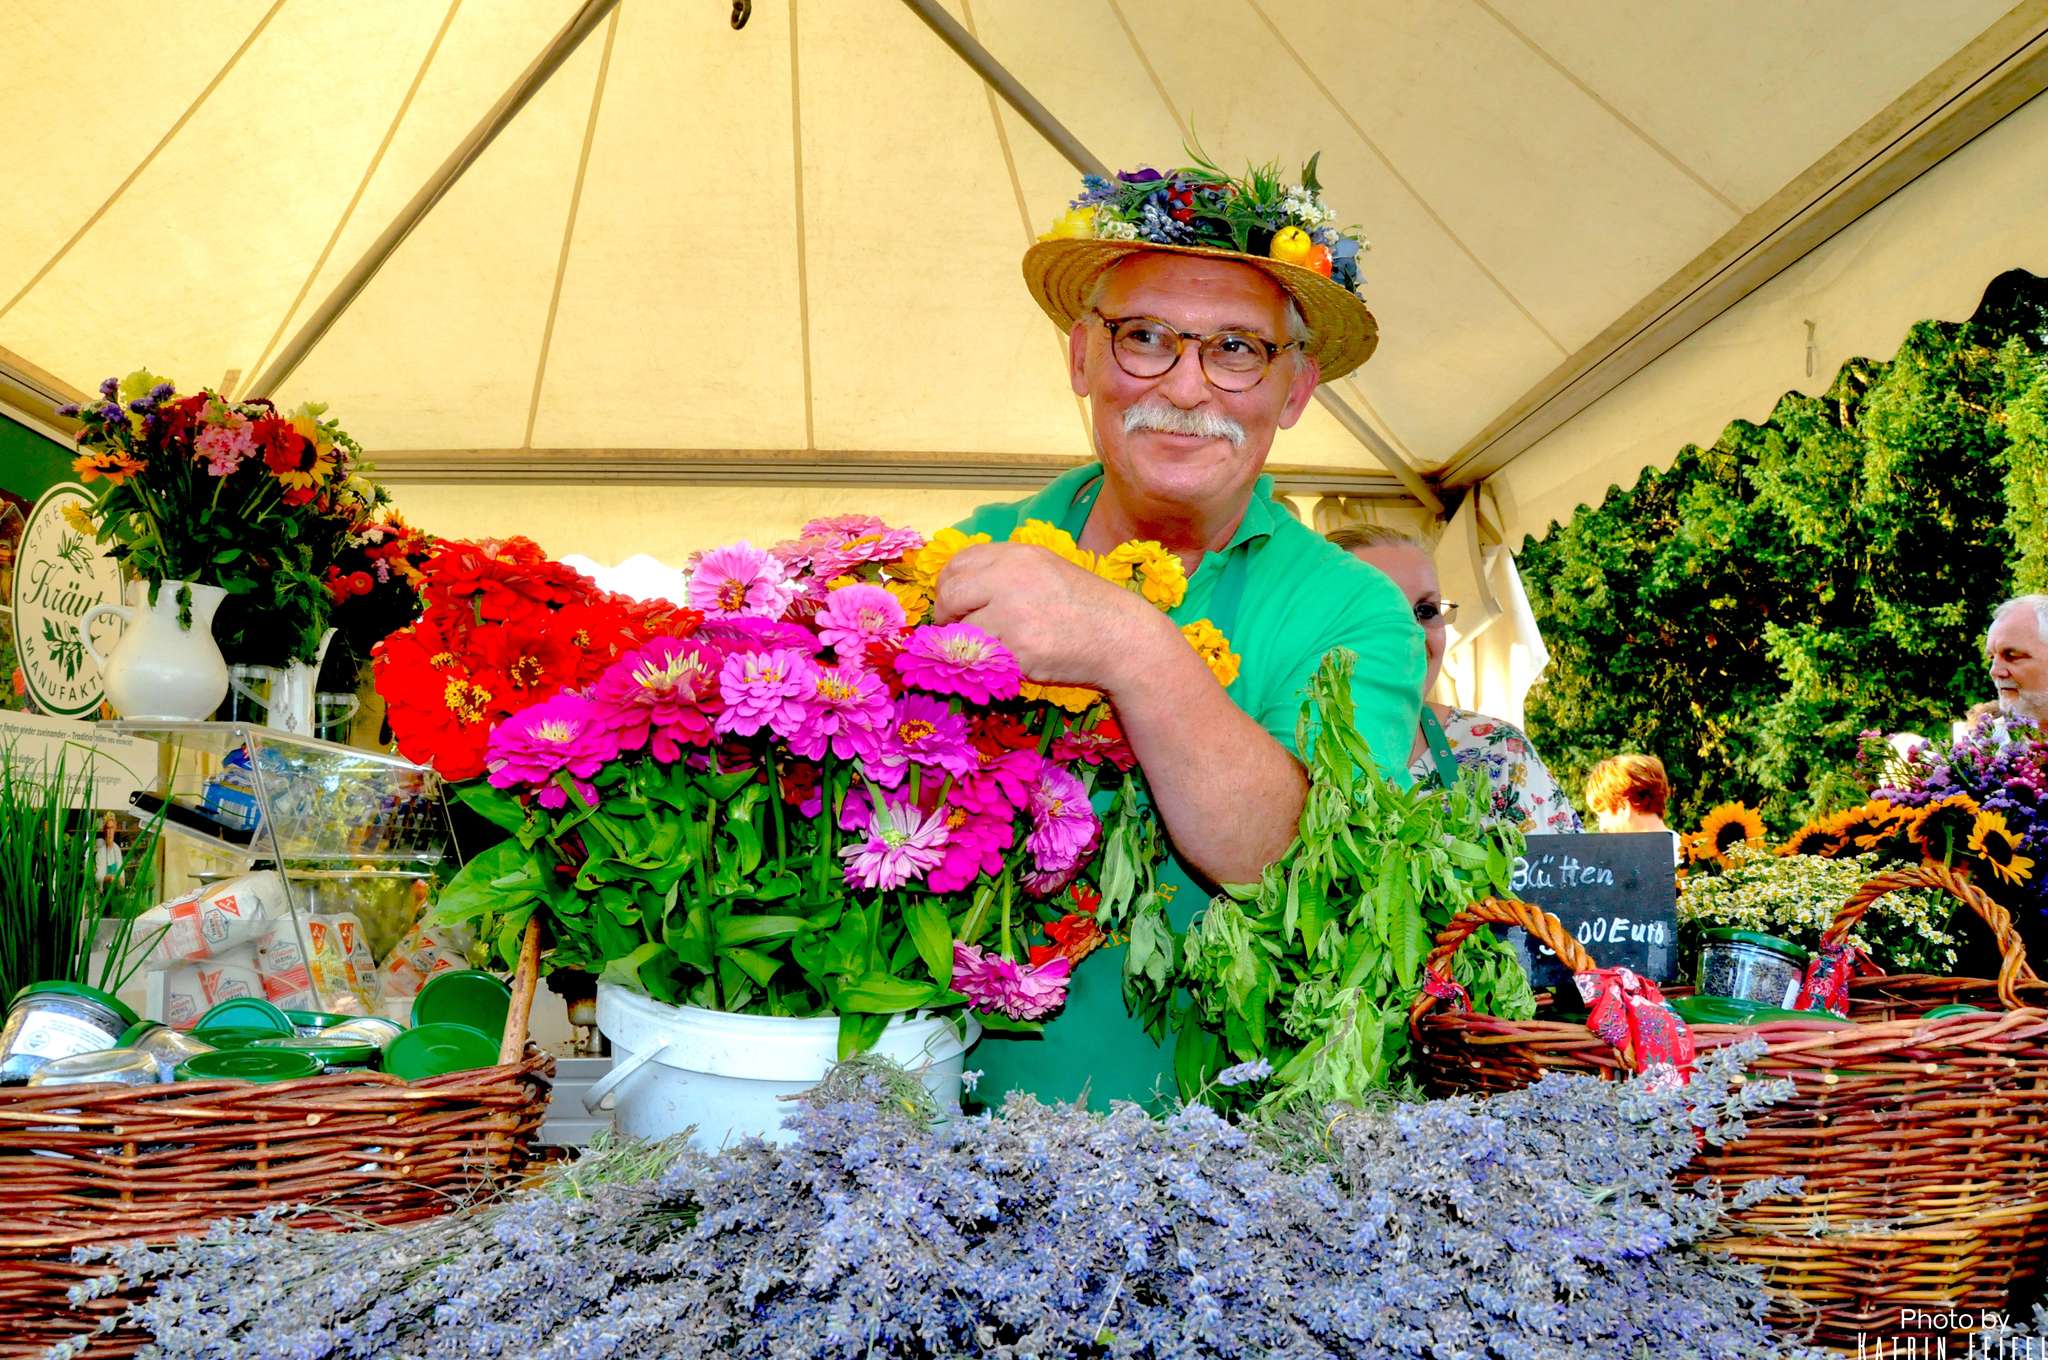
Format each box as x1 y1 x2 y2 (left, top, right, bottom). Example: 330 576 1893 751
1410 706 1583 835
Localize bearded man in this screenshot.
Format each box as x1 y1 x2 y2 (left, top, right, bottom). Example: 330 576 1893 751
931 159 1425 1108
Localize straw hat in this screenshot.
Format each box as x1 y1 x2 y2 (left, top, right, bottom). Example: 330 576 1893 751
1021 156 1379 381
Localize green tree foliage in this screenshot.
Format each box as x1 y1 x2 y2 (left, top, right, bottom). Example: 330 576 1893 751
1519 270 2048 831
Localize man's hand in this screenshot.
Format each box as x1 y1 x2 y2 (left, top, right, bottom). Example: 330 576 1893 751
932 543 1167 692
934 539 1305 886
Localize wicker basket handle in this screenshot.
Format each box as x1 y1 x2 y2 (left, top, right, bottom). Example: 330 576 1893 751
497 915 543 1065
1822 860 2039 1008
1408 896 1597 1030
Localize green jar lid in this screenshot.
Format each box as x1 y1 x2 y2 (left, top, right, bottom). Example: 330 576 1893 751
196 996 293 1037
1699 928 1811 965
284 1009 354 1034
411 970 512 1041
382 1022 498 1081
252 1035 377 1067
1669 995 1853 1027
11 981 141 1028
117 1020 164 1047
175 1049 323 1083
190 1026 284 1050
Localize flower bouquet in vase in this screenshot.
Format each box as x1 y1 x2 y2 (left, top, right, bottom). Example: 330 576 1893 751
381 516 1227 1144
61 371 378 720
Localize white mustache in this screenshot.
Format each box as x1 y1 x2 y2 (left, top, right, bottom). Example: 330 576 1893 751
1123 402 1246 448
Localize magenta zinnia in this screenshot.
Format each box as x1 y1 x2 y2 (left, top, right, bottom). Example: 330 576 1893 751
839 801 950 891
951 942 1072 1021
897 623 1022 704
813 583 907 654
925 801 1014 893
865 693 978 788
714 647 814 740
686 542 797 619
591 636 724 761
1025 763 1099 876
484 692 618 809
786 661 892 761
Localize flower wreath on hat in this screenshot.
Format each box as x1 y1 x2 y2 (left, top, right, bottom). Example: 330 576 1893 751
1022 152 1380 380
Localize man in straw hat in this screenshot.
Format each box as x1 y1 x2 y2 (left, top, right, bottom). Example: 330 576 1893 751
934 156 1424 1108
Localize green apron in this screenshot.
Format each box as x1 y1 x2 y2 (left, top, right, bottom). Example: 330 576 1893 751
969 471 1251 1112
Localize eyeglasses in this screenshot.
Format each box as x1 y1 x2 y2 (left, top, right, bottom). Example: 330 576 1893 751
1415 599 1458 628
1097 314 1300 393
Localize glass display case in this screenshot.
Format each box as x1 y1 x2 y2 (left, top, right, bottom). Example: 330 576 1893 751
110 721 459 1020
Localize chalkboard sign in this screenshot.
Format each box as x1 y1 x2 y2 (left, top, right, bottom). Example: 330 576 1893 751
1502 832 1678 990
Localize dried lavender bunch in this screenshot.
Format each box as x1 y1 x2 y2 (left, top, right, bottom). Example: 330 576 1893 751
62 1044 1823 1360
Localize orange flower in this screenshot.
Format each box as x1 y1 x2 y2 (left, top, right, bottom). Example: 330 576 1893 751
72 449 146 485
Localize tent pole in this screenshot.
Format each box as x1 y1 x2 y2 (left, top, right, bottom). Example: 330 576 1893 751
247 0 622 399
899 0 1445 518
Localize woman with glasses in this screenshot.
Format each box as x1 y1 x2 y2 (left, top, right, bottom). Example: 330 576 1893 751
1331 525 1582 835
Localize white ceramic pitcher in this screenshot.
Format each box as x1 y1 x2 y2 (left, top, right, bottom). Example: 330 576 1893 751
77 578 230 721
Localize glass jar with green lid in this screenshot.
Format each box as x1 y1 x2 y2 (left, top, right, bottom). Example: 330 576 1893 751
1696 928 1810 1008
175 1049 322 1083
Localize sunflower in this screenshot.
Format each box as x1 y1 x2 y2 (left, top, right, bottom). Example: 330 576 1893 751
1781 818 1843 857
72 449 147 485
1691 802 1767 868
1967 810 2037 887
1848 798 1917 852
1909 793 1981 865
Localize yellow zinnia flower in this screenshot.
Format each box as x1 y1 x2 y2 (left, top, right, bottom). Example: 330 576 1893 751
1100 540 1187 610
62 501 97 534
1180 618 1240 688
1022 679 1103 714
1010 519 1097 573
884 580 933 626
1968 810 2036 887
896 527 990 590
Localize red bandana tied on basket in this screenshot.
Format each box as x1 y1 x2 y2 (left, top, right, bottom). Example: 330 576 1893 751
1421 967 1471 1015
1793 940 1879 1018
1574 967 1695 1091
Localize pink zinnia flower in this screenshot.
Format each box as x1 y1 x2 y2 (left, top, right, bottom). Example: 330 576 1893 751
485 692 618 809
925 802 1014 893
591 637 723 761
786 661 892 761
686 542 797 620
957 747 1045 817
195 417 256 476
1025 763 1099 876
951 942 1071 1021
864 694 978 788
698 616 818 653
897 623 1022 705
839 801 950 891
808 525 927 581
1020 861 1082 898
813 584 907 654
714 647 815 740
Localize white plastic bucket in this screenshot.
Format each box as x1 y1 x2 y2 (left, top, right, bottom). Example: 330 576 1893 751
588 983 981 1148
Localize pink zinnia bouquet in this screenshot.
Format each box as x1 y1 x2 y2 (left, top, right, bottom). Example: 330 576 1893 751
435 513 1225 1053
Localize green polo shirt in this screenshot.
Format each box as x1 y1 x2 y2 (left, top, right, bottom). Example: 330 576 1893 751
954 462 1423 1110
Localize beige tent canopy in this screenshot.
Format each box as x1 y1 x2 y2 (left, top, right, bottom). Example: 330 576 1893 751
4 0 2046 716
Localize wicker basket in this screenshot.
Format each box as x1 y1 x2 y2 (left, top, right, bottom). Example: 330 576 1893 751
0 921 553 1359
1409 863 2048 1352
